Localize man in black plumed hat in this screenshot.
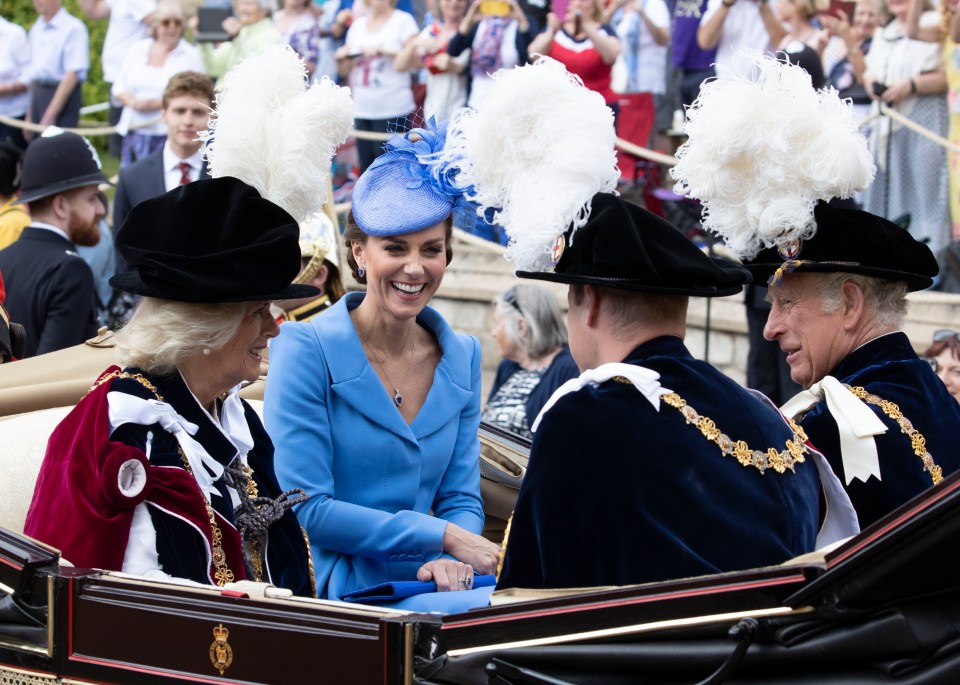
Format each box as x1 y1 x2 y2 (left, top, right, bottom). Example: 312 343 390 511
496 193 858 591
748 201 960 529
0 127 108 357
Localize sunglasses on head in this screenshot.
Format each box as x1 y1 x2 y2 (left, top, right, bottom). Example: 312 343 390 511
502 288 524 317
933 329 960 343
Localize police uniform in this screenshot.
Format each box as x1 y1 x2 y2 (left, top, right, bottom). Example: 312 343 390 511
497 194 857 590
0 226 98 356
0 129 109 357
747 201 960 529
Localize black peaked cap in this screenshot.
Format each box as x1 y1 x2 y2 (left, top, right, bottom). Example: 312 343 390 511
745 200 938 291
518 192 749 297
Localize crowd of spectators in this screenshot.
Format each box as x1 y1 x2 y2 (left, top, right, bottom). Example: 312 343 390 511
2 0 958 184
0 0 959 360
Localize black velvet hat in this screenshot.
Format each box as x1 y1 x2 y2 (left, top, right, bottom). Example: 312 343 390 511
517 193 749 297
110 177 320 302
744 200 938 292
16 129 111 204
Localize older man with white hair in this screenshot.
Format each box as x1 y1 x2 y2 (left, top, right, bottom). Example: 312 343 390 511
673 52 960 530
745 203 960 528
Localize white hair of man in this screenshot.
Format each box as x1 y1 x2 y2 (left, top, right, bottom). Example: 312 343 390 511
814 272 909 331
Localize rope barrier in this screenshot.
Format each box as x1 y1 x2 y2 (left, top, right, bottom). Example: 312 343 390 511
616 137 678 166
877 102 960 154
0 112 161 136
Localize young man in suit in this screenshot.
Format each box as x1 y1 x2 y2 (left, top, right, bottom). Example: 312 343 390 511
111 71 215 325
0 129 108 357
112 71 215 232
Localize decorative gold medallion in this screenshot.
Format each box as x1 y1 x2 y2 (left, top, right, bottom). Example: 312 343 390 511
209 624 234 676
777 239 803 260
549 234 565 267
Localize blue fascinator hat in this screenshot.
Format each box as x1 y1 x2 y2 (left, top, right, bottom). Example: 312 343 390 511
351 118 472 236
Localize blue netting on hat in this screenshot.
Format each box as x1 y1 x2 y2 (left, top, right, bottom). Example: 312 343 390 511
352 118 472 236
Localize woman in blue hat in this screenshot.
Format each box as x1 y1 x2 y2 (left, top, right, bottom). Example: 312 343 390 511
264 122 501 613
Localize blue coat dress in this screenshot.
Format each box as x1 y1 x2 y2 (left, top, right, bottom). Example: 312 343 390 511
264 293 492 612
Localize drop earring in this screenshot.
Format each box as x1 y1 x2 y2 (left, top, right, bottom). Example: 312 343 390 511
358 265 365 279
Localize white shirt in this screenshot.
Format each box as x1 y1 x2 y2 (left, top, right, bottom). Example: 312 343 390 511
344 10 419 119
27 7 90 83
0 17 30 117
101 0 155 84
701 0 779 78
614 0 670 94
162 143 205 192
30 221 72 243
111 38 204 135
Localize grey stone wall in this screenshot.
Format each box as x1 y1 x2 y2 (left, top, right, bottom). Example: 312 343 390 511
435 234 960 401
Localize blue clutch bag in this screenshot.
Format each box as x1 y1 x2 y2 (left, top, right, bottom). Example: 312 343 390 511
340 574 497 603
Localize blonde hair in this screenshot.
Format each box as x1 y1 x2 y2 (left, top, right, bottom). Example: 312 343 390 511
115 298 251 375
150 0 184 38
793 0 829 19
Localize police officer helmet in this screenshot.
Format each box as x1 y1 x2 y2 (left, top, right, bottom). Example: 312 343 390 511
16 128 111 205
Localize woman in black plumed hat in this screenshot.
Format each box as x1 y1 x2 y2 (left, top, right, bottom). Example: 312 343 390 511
23 177 317 595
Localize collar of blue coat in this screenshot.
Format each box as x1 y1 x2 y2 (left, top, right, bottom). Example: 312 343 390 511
306 291 476 442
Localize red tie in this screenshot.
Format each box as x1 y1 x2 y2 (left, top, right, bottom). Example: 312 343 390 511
177 162 192 186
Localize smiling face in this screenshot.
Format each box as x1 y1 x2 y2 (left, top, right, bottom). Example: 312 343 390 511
154 9 184 47
935 349 960 403
763 273 857 389
237 0 268 25
352 222 448 322
209 301 278 391
853 0 882 40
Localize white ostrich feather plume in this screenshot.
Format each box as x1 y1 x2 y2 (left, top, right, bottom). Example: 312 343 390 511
671 51 875 260
202 44 354 223
443 57 619 272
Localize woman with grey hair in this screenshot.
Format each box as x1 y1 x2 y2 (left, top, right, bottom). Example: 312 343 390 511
23 178 315 596
483 284 580 439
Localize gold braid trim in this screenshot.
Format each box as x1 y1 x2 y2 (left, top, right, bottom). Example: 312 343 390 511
178 447 237 586
846 385 943 485
660 392 809 474
91 370 162 400
95 368 242 585
302 526 318 597
495 514 513 582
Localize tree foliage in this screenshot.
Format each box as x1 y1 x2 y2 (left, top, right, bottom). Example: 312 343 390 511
3 0 111 122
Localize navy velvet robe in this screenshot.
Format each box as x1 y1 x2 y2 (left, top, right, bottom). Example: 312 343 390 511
798 332 960 529
498 336 822 590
